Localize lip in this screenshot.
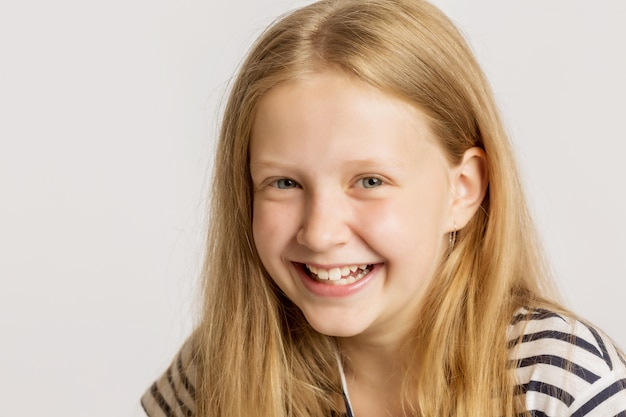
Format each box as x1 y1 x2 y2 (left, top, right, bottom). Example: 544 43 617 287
293 262 381 297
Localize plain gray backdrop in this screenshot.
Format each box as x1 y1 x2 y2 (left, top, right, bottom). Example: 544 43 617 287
1 1 624 416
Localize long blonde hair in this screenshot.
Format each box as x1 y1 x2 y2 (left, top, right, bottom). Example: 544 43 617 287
195 0 560 415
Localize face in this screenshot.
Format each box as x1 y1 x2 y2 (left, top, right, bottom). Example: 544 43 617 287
250 70 455 345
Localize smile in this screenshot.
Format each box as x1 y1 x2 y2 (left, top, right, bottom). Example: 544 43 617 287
304 263 374 286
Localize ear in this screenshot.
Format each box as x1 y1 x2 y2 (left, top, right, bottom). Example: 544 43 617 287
449 147 488 230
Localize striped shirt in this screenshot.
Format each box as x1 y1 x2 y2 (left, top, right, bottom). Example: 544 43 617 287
141 308 626 416
507 308 626 416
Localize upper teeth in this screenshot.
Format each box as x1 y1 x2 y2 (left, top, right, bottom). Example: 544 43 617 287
306 264 369 280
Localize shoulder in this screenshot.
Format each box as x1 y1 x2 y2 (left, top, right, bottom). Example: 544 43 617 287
508 307 626 417
141 336 198 417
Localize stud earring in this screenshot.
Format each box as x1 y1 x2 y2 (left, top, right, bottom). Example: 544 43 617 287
449 222 457 251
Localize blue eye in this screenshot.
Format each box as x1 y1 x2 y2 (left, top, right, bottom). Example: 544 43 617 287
272 178 299 189
358 177 384 189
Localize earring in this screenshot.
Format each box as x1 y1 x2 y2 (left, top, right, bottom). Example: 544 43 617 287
449 222 457 251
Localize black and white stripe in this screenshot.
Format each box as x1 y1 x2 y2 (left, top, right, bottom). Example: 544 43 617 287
141 339 197 417
509 308 626 417
141 308 626 416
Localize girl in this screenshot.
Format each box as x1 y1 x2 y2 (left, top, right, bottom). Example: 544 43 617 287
142 0 626 416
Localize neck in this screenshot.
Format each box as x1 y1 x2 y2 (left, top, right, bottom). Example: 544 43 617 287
340 336 401 370
337 315 416 379
337 334 417 417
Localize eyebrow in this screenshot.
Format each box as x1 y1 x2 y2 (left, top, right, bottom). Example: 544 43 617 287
250 157 406 170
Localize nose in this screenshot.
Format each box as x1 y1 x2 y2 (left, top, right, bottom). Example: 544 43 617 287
296 192 351 252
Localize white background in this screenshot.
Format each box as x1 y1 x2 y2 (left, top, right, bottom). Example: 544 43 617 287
1 1 624 416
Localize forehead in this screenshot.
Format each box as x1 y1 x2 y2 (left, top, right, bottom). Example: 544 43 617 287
248 70 450 181
250 70 435 154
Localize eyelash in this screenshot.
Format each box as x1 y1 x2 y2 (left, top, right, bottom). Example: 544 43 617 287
267 176 384 190
270 178 300 189
356 176 384 189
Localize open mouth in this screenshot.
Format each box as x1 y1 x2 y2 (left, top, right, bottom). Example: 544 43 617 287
303 263 374 286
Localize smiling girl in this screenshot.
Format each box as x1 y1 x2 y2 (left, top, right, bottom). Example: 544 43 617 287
141 1 626 416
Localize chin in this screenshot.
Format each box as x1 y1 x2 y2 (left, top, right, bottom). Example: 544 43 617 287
304 314 370 338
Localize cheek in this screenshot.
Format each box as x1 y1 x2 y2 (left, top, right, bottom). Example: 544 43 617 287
252 202 273 258
355 193 448 254
252 201 297 261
